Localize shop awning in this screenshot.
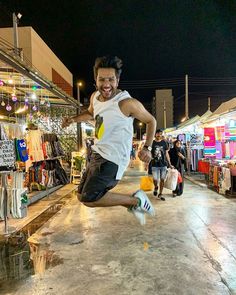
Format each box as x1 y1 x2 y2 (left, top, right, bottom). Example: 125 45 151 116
199 110 212 123
177 115 200 130
203 97 236 124
0 37 79 115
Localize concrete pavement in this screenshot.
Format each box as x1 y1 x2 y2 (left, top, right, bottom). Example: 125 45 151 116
1 159 236 295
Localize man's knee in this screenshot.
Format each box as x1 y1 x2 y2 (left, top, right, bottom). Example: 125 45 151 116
77 193 96 207
77 190 104 205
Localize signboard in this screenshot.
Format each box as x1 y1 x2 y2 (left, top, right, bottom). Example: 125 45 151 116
0 140 15 167
204 127 216 158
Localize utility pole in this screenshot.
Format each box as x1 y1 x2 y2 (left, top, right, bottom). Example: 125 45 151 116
185 74 189 120
77 83 82 150
163 100 166 129
12 12 22 57
208 97 211 111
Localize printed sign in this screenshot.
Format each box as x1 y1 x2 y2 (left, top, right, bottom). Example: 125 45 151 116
0 140 15 167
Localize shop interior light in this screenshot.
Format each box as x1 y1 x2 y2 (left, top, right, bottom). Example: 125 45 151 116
31 93 37 100
15 106 26 114
8 77 14 84
0 80 4 86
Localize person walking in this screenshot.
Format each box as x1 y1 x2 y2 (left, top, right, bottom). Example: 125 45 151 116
169 139 186 196
151 129 173 201
62 55 156 225
129 142 136 168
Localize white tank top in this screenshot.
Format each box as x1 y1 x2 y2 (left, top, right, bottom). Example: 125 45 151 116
91 90 134 179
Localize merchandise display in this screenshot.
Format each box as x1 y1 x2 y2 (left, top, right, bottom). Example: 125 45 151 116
0 122 68 234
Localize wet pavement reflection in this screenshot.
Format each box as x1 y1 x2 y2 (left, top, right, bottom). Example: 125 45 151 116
0 161 236 295
0 192 74 293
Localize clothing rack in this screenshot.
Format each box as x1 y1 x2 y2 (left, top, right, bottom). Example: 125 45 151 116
1 172 9 234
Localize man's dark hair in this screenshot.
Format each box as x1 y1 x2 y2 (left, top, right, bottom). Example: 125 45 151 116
93 55 123 80
156 129 163 133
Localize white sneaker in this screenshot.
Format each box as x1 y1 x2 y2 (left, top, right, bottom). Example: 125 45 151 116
133 190 155 217
131 207 146 225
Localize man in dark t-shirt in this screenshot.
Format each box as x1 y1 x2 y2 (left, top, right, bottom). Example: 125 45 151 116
151 129 173 200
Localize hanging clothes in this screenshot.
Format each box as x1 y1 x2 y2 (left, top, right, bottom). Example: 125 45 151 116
221 167 231 193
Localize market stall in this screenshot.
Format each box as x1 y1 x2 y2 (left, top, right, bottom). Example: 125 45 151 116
0 36 78 235
165 110 212 172
198 98 236 196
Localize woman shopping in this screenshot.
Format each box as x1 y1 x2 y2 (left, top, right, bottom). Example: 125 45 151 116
168 140 187 196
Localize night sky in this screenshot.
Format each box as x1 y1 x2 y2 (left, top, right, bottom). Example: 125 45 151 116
1 0 236 123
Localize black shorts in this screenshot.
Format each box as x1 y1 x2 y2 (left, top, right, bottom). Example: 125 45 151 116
78 152 119 202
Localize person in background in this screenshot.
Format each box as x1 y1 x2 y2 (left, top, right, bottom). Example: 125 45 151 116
129 142 136 168
151 129 173 201
168 139 186 196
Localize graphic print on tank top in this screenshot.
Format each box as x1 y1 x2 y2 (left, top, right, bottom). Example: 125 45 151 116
95 114 105 139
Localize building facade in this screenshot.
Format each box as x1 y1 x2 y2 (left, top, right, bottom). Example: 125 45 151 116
154 89 174 129
0 26 73 96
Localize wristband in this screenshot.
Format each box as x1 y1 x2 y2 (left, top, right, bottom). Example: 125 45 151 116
143 145 152 151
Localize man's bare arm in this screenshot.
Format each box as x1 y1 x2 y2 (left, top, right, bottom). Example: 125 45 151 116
62 93 95 128
121 98 156 163
125 98 156 146
166 150 173 168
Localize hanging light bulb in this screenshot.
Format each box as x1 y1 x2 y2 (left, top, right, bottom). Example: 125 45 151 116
0 80 4 86
11 94 17 102
1 100 5 106
47 101 50 107
32 105 37 111
6 104 12 111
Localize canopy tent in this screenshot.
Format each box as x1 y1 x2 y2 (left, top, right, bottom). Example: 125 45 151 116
203 97 236 124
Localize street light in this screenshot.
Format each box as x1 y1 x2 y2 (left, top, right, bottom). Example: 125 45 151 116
12 12 22 57
139 122 143 141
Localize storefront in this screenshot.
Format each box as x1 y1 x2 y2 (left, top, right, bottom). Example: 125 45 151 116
198 100 236 196
165 110 212 172
0 32 79 235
